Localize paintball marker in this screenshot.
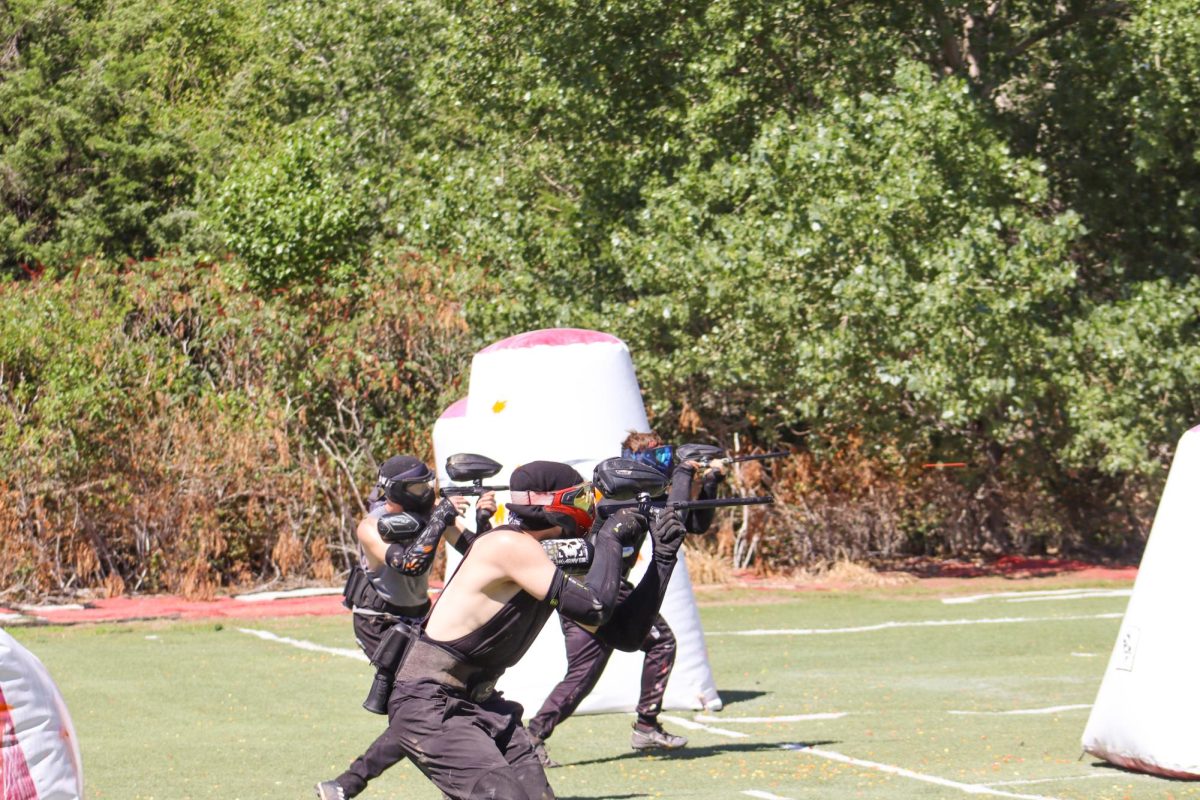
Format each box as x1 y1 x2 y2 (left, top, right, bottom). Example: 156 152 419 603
593 457 774 521
675 443 789 467
439 453 509 498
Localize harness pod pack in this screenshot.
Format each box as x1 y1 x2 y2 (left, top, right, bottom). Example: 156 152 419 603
0 629 85 799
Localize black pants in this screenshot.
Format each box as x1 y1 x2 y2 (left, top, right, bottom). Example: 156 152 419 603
334 612 422 797
388 678 555 800
527 612 676 741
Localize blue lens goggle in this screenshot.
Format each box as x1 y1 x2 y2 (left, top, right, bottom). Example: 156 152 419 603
621 445 674 476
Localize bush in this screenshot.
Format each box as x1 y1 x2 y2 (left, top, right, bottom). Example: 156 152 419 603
0 253 477 600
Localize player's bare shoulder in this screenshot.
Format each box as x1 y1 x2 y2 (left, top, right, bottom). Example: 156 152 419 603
474 526 544 561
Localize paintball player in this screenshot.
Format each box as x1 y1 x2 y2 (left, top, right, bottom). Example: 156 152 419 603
315 455 496 800
526 431 725 764
379 460 687 799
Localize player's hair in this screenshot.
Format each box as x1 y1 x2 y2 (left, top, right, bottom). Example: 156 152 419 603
621 430 662 453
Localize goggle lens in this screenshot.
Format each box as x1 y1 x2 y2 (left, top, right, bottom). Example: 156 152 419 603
558 482 595 515
401 480 433 496
622 445 674 473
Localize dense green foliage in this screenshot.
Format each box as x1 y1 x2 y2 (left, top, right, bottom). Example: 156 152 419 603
0 254 475 596
2 0 1199 593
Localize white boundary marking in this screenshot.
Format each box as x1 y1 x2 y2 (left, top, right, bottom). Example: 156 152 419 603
1005 591 1130 604
948 704 1092 716
708 613 1122 636
782 744 1064 800
943 588 1127 605
233 587 343 602
695 712 847 724
657 714 748 738
743 791 794 799
237 627 368 661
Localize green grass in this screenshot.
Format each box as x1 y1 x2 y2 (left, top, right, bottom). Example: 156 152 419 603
9 580 1193 800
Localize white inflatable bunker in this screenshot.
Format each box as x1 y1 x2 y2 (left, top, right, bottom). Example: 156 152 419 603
431 328 722 716
0 629 85 799
1082 425 1200 779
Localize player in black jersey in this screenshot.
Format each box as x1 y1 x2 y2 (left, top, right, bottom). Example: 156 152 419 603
380 460 687 800
316 455 496 800
526 431 725 764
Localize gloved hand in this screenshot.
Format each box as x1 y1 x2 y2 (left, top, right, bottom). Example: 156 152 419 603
650 509 685 564
429 497 462 528
597 507 649 548
475 490 497 532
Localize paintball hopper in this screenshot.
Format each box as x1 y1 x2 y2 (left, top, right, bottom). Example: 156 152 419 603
676 443 788 465
441 453 508 497
593 457 669 501
445 453 503 483
675 443 724 465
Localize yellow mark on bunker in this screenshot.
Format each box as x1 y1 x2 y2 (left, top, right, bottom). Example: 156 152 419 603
492 400 507 413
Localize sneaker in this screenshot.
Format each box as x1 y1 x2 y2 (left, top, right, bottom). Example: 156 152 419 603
631 722 688 750
529 734 561 768
314 781 346 800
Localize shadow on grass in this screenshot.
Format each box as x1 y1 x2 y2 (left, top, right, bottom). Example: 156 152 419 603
564 739 839 769
1089 761 1196 782
714 689 769 706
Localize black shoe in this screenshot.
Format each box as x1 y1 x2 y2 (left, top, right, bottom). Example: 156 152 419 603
314 781 346 800
530 735 560 768
631 722 688 750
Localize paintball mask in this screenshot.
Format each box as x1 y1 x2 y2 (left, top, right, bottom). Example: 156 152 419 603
620 444 674 477
376 456 436 513
508 461 596 537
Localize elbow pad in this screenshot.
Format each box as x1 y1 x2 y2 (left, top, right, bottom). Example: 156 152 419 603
548 515 627 624
385 515 451 575
548 569 613 626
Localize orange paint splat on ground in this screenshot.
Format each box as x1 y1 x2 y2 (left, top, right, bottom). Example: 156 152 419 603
0 703 9 712
492 400 507 413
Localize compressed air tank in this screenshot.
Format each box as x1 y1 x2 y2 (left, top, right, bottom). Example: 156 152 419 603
431 327 722 713
0 629 85 799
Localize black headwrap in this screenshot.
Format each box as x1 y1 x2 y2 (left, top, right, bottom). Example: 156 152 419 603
508 461 584 530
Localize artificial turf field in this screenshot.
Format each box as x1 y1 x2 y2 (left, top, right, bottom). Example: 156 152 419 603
10 577 1196 800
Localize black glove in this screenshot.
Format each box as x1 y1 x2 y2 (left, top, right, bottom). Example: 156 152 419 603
650 510 685 564
598 507 649 548
475 505 495 534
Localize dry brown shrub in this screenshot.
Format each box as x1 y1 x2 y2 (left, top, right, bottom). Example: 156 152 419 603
309 538 335 582
272 533 306 577
684 538 733 586
102 571 127 598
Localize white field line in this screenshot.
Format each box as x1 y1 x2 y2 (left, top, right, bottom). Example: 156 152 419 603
1070 652 1099 658
708 613 1122 637
233 587 342 602
657 714 749 739
695 713 847 724
743 791 794 800
942 588 1124 605
782 744 1064 800
948 704 1092 716
981 774 1112 788
237 627 368 662
1004 591 1130 604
